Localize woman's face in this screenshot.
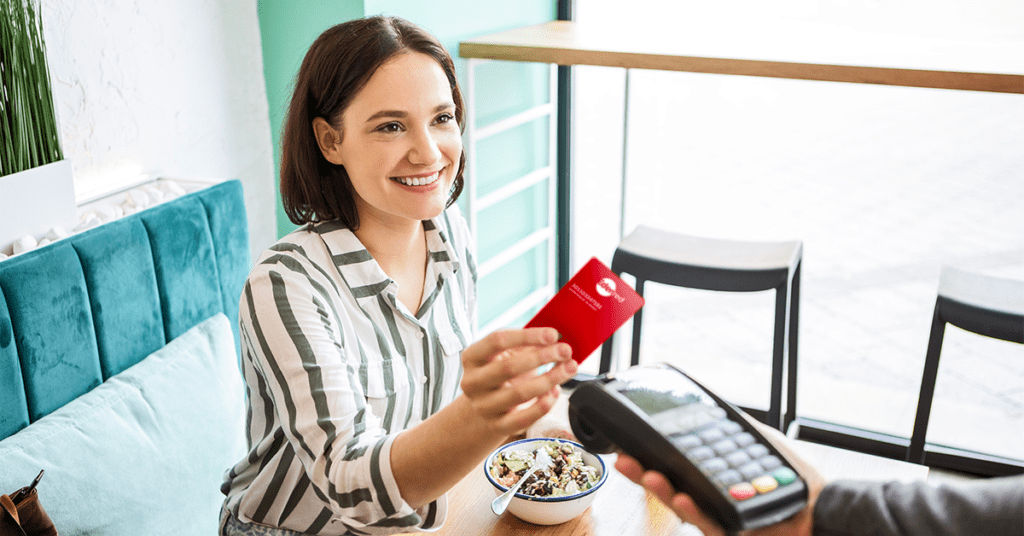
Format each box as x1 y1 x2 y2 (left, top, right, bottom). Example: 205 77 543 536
326 51 462 230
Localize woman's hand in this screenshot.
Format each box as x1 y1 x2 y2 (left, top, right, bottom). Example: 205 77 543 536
459 327 576 438
613 419 824 536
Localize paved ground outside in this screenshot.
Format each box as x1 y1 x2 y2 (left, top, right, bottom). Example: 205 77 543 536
568 3 1023 462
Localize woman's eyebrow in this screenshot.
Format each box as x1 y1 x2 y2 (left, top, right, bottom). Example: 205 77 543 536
365 103 454 123
366 110 406 122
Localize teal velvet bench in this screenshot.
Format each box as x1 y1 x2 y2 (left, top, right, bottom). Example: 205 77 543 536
0 179 251 535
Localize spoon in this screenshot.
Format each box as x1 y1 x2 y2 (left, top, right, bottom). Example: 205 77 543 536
491 447 552 515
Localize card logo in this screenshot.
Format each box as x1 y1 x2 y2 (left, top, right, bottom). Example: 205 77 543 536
596 277 626 303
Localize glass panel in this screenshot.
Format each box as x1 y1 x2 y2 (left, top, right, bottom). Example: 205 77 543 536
573 54 1024 460
477 243 549 329
509 303 543 330
483 302 545 333
475 116 550 198
476 181 549 261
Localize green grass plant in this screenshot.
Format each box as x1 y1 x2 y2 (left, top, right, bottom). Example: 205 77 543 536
1 0 63 177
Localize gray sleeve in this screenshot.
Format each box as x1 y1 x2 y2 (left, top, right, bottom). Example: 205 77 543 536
813 475 1024 536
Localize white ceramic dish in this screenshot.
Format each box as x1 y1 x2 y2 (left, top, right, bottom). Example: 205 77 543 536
484 437 608 525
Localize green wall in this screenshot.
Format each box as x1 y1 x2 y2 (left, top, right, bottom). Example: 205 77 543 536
365 1 553 69
257 1 366 238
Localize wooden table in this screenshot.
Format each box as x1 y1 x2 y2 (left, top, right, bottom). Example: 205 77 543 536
420 439 928 536
459 20 1023 94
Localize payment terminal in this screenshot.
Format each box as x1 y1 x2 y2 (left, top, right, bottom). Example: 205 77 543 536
567 363 807 533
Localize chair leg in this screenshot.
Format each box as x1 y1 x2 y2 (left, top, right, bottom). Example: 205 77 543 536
784 262 801 432
598 338 614 375
768 282 787 430
907 303 946 464
629 279 646 368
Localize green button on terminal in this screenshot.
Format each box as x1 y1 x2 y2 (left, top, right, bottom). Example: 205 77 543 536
772 467 798 486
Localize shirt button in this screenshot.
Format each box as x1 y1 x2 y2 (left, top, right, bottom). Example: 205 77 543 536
416 331 424 339
420 376 427 384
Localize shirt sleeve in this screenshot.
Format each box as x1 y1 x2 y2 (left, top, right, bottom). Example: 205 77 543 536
813 475 1024 536
241 252 444 533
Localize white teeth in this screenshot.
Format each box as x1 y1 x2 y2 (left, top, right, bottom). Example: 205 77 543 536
394 172 439 187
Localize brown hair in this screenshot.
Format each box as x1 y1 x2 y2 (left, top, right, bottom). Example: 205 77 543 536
279 16 466 228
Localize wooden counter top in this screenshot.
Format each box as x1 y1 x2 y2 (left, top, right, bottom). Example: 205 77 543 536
460 20 1023 94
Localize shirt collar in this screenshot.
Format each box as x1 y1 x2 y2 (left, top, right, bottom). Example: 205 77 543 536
314 213 461 315
423 216 460 283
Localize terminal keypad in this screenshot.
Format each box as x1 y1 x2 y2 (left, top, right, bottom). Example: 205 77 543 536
669 414 798 502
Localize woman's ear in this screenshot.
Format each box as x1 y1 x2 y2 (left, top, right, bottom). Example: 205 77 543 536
312 117 344 165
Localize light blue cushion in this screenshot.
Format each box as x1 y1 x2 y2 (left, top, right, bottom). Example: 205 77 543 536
0 313 246 536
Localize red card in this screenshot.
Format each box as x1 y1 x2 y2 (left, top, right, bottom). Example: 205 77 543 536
525 257 644 364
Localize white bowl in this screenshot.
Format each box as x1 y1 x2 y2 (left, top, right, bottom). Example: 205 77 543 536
484 437 608 525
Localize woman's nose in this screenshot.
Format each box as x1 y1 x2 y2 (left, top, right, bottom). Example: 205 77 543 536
408 128 442 165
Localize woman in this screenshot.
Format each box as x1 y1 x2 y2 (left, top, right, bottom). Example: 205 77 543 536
220 16 577 535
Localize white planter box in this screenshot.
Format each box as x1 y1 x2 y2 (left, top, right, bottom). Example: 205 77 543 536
0 160 77 256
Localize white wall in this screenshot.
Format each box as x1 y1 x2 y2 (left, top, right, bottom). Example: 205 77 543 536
40 0 276 260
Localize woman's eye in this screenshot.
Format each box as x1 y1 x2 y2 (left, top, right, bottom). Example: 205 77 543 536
435 113 454 125
377 122 403 133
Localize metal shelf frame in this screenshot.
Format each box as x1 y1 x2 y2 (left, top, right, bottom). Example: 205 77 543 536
465 59 559 334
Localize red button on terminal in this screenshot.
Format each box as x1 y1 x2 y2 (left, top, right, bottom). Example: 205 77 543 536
729 483 757 501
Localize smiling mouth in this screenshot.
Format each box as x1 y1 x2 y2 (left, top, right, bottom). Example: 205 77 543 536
392 171 441 187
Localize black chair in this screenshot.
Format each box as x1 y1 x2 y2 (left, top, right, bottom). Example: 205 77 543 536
907 265 1024 466
597 225 802 431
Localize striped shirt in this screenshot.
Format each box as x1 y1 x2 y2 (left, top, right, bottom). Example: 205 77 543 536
221 206 476 535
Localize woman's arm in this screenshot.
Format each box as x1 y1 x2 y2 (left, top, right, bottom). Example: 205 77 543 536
390 327 577 508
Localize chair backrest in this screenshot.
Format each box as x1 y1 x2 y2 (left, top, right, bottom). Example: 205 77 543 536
907 265 1024 469
935 265 1024 343
0 180 249 440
